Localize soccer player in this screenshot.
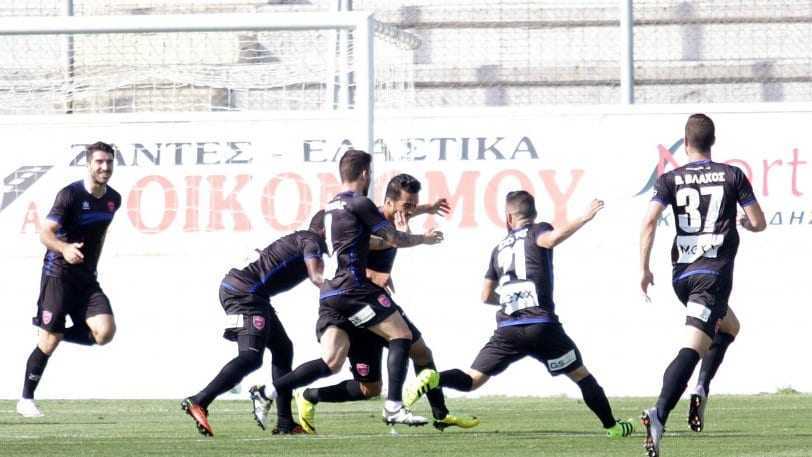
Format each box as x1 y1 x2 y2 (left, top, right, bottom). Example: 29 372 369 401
249 150 442 428
18 142 121 418
181 216 326 436
292 174 479 433
405 190 635 439
639 114 766 456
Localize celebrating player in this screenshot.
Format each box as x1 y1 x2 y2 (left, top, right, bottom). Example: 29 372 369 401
639 114 766 457
18 142 121 418
249 150 442 428
293 174 478 433
181 217 326 436
405 190 635 439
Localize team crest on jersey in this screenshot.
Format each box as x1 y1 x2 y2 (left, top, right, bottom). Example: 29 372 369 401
42 311 53 325
377 294 391 308
252 315 266 331
82 201 90 210
356 363 370 377
107 201 115 212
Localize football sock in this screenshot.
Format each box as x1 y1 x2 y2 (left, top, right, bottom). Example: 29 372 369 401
22 347 50 399
697 332 735 395
386 338 411 402
415 360 449 420
272 359 331 393
439 369 474 392
304 380 367 404
271 364 293 427
576 375 616 429
63 324 95 346
656 348 701 424
192 351 262 408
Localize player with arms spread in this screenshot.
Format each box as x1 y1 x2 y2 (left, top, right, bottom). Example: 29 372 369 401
18 142 121 418
181 218 326 436
250 150 441 428
293 174 478 433
406 190 635 439
639 114 766 457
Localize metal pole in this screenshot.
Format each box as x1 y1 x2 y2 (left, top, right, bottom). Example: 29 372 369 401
620 0 635 104
63 0 75 113
356 13 375 195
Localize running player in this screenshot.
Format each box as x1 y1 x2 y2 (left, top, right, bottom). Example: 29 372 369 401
292 174 478 433
405 190 635 439
249 150 442 428
181 216 326 436
18 142 121 418
639 114 766 457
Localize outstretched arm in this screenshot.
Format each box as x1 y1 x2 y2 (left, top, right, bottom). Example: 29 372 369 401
536 199 605 249
412 198 451 217
640 201 666 298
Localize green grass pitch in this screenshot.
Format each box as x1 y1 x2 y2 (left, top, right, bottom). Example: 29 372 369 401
1 395 810 456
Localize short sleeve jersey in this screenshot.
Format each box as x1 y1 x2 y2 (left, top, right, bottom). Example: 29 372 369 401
224 230 326 299
651 160 757 276
43 180 121 280
321 191 394 296
485 222 558 327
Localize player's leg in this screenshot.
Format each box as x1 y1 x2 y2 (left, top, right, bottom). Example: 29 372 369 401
65 283 114 346
366 310 415 417
19 275 69 417
264 311 299 434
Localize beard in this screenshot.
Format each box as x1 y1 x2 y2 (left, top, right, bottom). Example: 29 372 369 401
93 171 111 185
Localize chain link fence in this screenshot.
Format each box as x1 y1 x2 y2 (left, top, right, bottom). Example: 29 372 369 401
1 0 810 113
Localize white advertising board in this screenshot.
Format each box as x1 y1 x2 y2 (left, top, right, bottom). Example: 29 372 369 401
0 105 808 400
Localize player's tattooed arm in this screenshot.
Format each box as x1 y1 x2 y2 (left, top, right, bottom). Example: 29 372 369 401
304 257 325 287
739 202 767 232
40 219 84 264
536 199 605 249
369 235 392 250
481 279 499 305
376 226 444 248
639 200 666 298
412 198 451 217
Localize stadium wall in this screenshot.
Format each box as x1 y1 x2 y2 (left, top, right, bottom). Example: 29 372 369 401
0 104 809 399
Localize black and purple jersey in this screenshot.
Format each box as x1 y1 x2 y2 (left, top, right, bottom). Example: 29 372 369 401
485 222 558 327
223 230 326 299
652 160 757 278
43 180 121 280
320 191 395 298
367 247 397 274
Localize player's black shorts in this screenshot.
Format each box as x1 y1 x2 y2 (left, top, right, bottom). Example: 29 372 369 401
219 284 288 354
34 272 113 333
672 270 732 337
344 307 423 383
471 323 583 377
317 285 398 334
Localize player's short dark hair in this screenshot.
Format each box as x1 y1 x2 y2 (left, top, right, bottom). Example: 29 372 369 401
85 141 116 161
339 149 371 183
385 174 421 201
685 114 715 153
308 209 325 235
506 190 537 220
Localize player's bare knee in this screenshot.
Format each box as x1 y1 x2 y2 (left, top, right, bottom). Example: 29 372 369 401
92 324 116 345
720 312 740 336
465 369 489 390
565 366 590 383
37 331 62 354
359 381 382 398
409 339 432 365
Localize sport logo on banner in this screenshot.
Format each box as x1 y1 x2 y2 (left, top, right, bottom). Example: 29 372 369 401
252 315 265 331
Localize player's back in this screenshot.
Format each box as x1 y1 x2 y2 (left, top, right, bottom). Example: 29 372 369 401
225 230 324 298
487 222 558 327
653 160 757 273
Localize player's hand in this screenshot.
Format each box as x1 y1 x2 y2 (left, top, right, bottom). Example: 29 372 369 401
62 242 84 264
422 229 444 245
581 199 605 222
427 198 451 216
641 269 654 301
394 210 410 232
739 214 755 231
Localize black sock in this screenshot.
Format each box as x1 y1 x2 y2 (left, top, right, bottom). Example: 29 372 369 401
63 324 95 346
304 380 367 404
656 348 701 424
386 338 411 402
273 359 331 393
272 364 293 430
22 347 50 399
191 352 261 408
697 332 735 395
439 369 473 392
415 360 448 420
577 375 616 429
